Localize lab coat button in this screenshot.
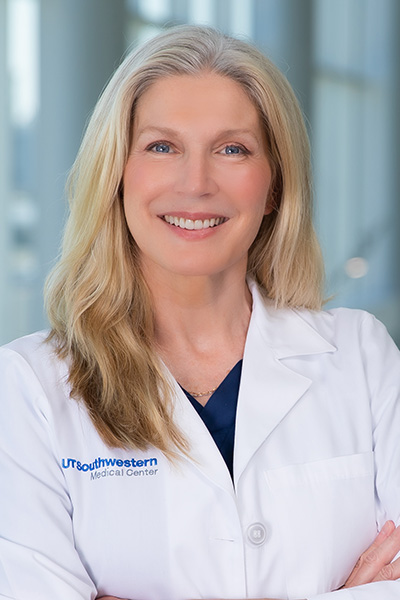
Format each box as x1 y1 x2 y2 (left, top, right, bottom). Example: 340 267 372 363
247 522 267 546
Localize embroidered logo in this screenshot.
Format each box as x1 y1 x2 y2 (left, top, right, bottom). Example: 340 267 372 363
61 456 159 480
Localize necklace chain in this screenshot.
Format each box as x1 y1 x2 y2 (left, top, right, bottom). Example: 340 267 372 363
187 386 218 398
186 367 232 398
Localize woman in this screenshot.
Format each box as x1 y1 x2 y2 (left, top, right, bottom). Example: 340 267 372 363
1 25 400 600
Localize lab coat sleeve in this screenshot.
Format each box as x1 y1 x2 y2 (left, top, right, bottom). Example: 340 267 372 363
307 312 400 600
0 347 97 600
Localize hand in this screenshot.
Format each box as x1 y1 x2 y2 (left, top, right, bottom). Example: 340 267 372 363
343 520 400 588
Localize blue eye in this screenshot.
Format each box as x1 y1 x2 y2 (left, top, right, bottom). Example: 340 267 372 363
224 145 243 155
150 142 171 153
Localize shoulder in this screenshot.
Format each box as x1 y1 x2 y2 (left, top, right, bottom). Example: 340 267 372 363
295 305 381 343
2 330 50 360
283 306 400 388
295 305 399 358
250 281 398 357
0 330 70 399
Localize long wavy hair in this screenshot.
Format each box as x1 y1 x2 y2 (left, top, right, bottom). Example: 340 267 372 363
45 25 324 456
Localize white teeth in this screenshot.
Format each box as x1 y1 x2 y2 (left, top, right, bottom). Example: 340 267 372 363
163 216 225 230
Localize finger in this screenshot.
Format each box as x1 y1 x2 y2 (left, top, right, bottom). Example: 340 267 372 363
370 520 396 549
344 521 396 587
344 521 395 587
346 523 400 588
373 553 400 582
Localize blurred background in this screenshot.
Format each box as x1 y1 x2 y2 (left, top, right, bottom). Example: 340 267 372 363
1 0 399 345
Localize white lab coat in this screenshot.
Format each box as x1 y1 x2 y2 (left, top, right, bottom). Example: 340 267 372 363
1 282 400 600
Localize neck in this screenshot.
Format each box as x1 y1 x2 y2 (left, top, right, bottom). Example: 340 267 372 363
143 266 252 356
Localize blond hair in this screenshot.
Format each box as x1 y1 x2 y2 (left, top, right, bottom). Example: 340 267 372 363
45 25 324 455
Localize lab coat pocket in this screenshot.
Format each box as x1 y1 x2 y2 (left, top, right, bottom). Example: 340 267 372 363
264 452 376 598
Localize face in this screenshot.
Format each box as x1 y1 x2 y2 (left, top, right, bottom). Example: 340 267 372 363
123 72 273 283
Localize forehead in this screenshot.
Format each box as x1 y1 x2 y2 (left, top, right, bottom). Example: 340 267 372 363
133 72 262 131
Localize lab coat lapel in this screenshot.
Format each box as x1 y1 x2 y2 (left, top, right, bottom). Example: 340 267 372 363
234 283 336 483
170 378 235 496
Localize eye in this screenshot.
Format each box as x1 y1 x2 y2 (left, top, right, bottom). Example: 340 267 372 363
222 145 249 155
148 142 172 154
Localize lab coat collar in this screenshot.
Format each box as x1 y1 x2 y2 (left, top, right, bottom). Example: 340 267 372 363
246 280 337 358
169 281 336 494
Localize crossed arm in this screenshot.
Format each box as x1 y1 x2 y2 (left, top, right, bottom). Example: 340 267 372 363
98 521 400 600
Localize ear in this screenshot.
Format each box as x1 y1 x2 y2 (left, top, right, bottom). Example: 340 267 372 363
264 200 274 216
264 190 276 215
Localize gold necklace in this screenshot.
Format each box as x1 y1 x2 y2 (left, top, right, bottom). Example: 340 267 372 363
187 386 218 398
186 367 233 398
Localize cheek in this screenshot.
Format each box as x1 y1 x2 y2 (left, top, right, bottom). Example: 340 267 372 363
122 166 154 227
123 165 145 204
239 170 272 215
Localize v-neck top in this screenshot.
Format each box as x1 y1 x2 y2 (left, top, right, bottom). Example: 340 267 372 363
181 360 243 478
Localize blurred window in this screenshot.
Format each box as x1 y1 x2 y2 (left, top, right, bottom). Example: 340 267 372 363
1 0 398 344
1 0 40 343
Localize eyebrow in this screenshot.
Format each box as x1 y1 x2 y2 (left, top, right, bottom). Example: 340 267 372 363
135 125 262 142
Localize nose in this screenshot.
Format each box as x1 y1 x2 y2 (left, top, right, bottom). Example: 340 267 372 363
174 150 219 198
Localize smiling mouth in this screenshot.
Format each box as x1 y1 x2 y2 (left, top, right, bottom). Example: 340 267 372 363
162 215 227 230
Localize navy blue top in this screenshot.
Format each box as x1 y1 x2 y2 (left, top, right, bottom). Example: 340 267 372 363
181 360 242 478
